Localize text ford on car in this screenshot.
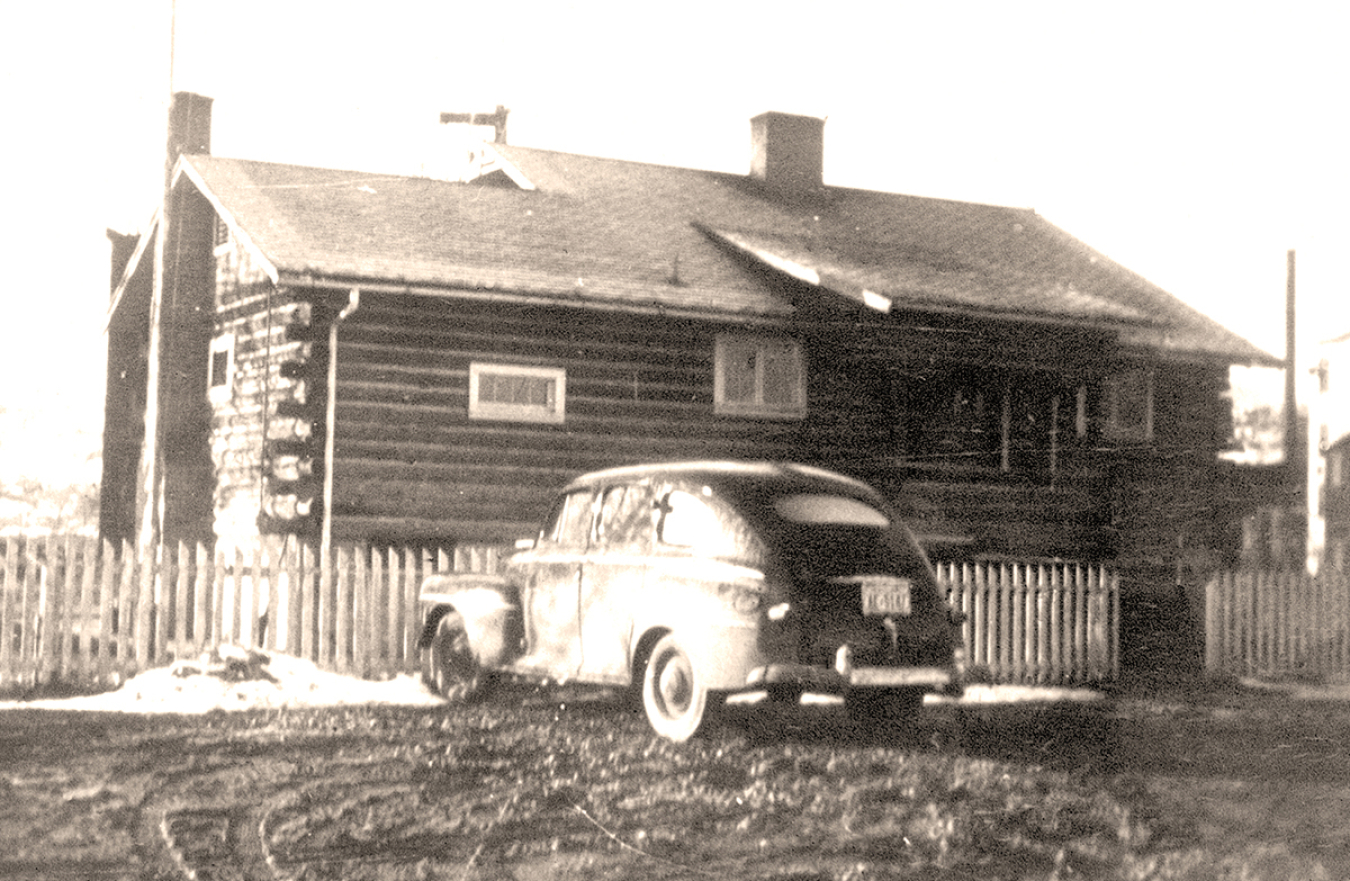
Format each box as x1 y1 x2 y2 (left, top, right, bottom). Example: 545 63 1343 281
417 461 966 741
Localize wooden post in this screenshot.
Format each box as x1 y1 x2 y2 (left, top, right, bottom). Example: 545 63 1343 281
1072 563 1087 681
336 545 352 673
403 546 420 673
116 540 136 678
43 535 65 683
250 541 265 648
1 537 17 683
175 541 191 657
210 545 225 648
319 544 335 668
134 543 155 668
354 545 369 677
286 540 304 656
1049 562 1063 684
75 538 96 679
230 545 244 645
193 542 210 654
385 546 402 671
97 540 117 682
300 542 317 663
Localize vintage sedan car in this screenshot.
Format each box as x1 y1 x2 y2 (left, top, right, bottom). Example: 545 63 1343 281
417 461 966 741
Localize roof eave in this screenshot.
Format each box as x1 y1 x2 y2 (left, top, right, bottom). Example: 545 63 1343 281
273 269 795 323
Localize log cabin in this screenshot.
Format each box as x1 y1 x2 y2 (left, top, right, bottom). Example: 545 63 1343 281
102 94 1280 626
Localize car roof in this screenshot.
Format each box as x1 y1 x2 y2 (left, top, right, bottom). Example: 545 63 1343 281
562 460 883 501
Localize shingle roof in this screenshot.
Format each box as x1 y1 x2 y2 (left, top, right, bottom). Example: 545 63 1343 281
180 145 1278 365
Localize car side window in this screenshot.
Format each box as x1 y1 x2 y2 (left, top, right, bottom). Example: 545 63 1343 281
541 489 597 548
596 484 653 550
657 489 738 557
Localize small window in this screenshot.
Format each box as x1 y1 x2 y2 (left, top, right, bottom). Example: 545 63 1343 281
208 333 235 403
714 335 805 418
469 363 566 424
1101 368 1153 443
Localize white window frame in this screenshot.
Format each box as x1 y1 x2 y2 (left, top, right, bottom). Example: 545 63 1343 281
468 362 567 424
208 332 236 404
714 334 806 419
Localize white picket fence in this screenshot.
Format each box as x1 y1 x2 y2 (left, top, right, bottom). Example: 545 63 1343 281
1206 569 1350 682
937 560 1120 684
0 534 1119 689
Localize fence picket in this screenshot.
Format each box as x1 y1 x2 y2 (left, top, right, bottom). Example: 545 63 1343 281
133 545 153 668
354 546 369 678
193 542 209 656
385 547 402 671
73 537 95 678
403 546 421 673
97 540 116 681
1 538 16 682
300 543 316 663
285 539 303 656
335 546 352 673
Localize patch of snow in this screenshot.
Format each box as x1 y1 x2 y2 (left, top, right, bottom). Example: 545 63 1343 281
0 647 442 714
0 644 1108 715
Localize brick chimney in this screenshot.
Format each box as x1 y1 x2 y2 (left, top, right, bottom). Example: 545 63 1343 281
750 111 824 192
165 91 213 189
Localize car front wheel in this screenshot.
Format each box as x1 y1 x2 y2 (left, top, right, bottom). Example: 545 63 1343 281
421 612 485 703
641 633 711 742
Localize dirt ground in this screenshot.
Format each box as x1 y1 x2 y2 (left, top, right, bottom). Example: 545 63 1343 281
1 675 1348 880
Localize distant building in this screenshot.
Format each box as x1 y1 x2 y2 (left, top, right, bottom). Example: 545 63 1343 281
1308 331 1350 572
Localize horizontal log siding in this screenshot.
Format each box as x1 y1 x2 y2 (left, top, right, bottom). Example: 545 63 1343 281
327 296 892 543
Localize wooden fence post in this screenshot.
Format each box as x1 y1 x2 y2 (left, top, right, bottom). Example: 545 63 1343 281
97 540 116 683
74 537 95 679
354 545 369 678
335 545 352 673
300 542 316 664
384 546 402 672
403 546 421 674
192 542 209 656
285 539 303 657
134 544 154 668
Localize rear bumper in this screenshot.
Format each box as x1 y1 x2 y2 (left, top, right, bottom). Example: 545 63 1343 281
746 663 961 695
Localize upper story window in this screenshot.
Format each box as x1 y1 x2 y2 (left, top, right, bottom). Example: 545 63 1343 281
714 334 805 418
469 362 566 424
213 215 233 256
1101 368 1154 443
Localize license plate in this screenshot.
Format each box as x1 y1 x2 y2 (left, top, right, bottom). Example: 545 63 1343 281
859 577 912 617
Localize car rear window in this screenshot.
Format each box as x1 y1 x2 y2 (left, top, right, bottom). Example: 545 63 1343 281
772 494 889 527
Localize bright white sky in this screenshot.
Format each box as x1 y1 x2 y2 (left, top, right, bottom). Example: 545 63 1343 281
2 1 1347 480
